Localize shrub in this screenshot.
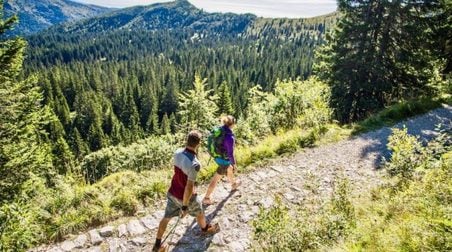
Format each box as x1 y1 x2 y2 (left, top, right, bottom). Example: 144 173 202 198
253 178 355 251
110 190 139 215
81 134 178 183
385 128 426 184
0 202 44 251
275 138 298 155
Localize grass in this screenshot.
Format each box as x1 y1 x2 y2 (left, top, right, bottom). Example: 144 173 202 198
351 97 447 135
253 127 451 252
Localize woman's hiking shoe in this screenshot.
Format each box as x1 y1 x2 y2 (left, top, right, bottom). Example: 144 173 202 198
201 223 220 235
231 180 241 191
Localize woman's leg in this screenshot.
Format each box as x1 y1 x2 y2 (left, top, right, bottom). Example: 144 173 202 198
226 165 241 190
203 173 223 203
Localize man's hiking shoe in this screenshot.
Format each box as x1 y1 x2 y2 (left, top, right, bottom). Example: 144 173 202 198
202 197 215 206
231 180 241 191
201 223 220 235
152 243 168 252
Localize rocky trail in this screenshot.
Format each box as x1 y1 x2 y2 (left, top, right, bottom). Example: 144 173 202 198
31 105 451 252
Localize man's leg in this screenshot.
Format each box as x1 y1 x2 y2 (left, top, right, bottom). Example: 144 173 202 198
152 217 171 251
196 212 220 234
196 212 207 229
156 217 171 239
203 173 223 204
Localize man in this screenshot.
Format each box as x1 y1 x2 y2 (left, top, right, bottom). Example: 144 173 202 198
152 130 220 252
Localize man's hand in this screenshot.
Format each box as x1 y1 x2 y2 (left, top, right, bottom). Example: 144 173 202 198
182 180 194 218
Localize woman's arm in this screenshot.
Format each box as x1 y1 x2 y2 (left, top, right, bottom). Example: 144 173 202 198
224 135 235 165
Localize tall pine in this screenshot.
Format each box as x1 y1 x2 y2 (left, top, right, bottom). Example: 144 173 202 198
216 82 235 116
315 0 448 122
0 4 53 201
177 75 218 132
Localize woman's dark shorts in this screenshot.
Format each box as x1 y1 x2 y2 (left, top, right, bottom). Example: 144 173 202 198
215 157 231 175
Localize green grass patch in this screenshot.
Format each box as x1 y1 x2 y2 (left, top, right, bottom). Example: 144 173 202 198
351 97 447 135
253 127 451 252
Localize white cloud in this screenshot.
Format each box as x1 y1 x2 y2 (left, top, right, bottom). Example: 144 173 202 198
74 0 337 18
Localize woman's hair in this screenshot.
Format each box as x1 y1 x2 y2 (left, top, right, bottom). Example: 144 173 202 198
221 115 236 127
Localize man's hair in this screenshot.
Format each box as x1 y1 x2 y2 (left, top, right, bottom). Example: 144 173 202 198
186 130 202 148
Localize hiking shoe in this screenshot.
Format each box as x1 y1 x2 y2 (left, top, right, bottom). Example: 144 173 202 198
231 180 242 191
202 197 215 206
201 223 220 235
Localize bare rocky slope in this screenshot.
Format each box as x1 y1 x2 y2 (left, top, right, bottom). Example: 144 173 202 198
31 105 451 252
3 0 109 36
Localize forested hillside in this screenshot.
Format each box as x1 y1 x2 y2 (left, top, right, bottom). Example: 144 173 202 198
3 0 110 36
23 0 337 162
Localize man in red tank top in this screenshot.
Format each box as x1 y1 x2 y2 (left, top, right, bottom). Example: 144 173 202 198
152 130 220 252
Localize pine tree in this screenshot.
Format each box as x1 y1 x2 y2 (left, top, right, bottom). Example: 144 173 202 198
216 82 235 116
169 113 177 133
0 6 54 201
70 128 90 160
160 113 171 135
315 0 446 122
177 75 218 132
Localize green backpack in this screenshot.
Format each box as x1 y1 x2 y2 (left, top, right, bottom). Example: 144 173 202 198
206 126 226 158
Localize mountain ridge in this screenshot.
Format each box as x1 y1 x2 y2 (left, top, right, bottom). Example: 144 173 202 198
54 0 256 35
3 0 111 36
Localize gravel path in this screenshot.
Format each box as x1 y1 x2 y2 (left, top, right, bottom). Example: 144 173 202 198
31 105 451 252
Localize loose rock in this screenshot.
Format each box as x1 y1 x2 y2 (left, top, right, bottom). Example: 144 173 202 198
88 229 103 245
60 241 75 252
118 224 127 237
127 219 147 236
73 234 87 248
99 226 115 237
130 237 147 246
140 216 159 230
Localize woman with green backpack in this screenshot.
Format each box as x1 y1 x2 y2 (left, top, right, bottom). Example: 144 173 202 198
202 115 241 205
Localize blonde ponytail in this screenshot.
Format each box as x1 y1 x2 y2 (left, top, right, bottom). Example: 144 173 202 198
221 115 236 127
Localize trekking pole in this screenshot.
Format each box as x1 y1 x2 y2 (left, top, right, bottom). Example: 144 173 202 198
161 215 181 245
160 208 182 250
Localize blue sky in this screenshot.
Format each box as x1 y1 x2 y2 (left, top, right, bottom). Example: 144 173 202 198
74 0 337 18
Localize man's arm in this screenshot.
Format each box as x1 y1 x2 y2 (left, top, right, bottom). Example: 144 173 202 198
182 180 194 207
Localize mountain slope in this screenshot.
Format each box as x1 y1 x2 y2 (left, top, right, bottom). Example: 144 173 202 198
23 0 338 160
3 0 110 36
55 0 255 35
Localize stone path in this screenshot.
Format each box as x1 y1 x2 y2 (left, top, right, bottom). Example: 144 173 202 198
30 105 451 252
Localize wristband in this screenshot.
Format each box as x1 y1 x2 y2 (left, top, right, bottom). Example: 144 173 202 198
181 205 188 211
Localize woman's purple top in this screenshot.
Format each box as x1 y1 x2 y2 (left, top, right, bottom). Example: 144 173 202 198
221 125 236 165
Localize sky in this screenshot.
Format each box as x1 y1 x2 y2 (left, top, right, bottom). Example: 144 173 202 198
74 0 338 18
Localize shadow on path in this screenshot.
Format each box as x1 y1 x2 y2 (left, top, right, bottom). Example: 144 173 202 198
170 190 237 251
356 107 452 169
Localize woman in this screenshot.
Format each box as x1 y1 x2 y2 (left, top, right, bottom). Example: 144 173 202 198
202 115 241 205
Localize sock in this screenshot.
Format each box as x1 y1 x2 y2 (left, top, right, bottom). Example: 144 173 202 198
154 238 162 247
